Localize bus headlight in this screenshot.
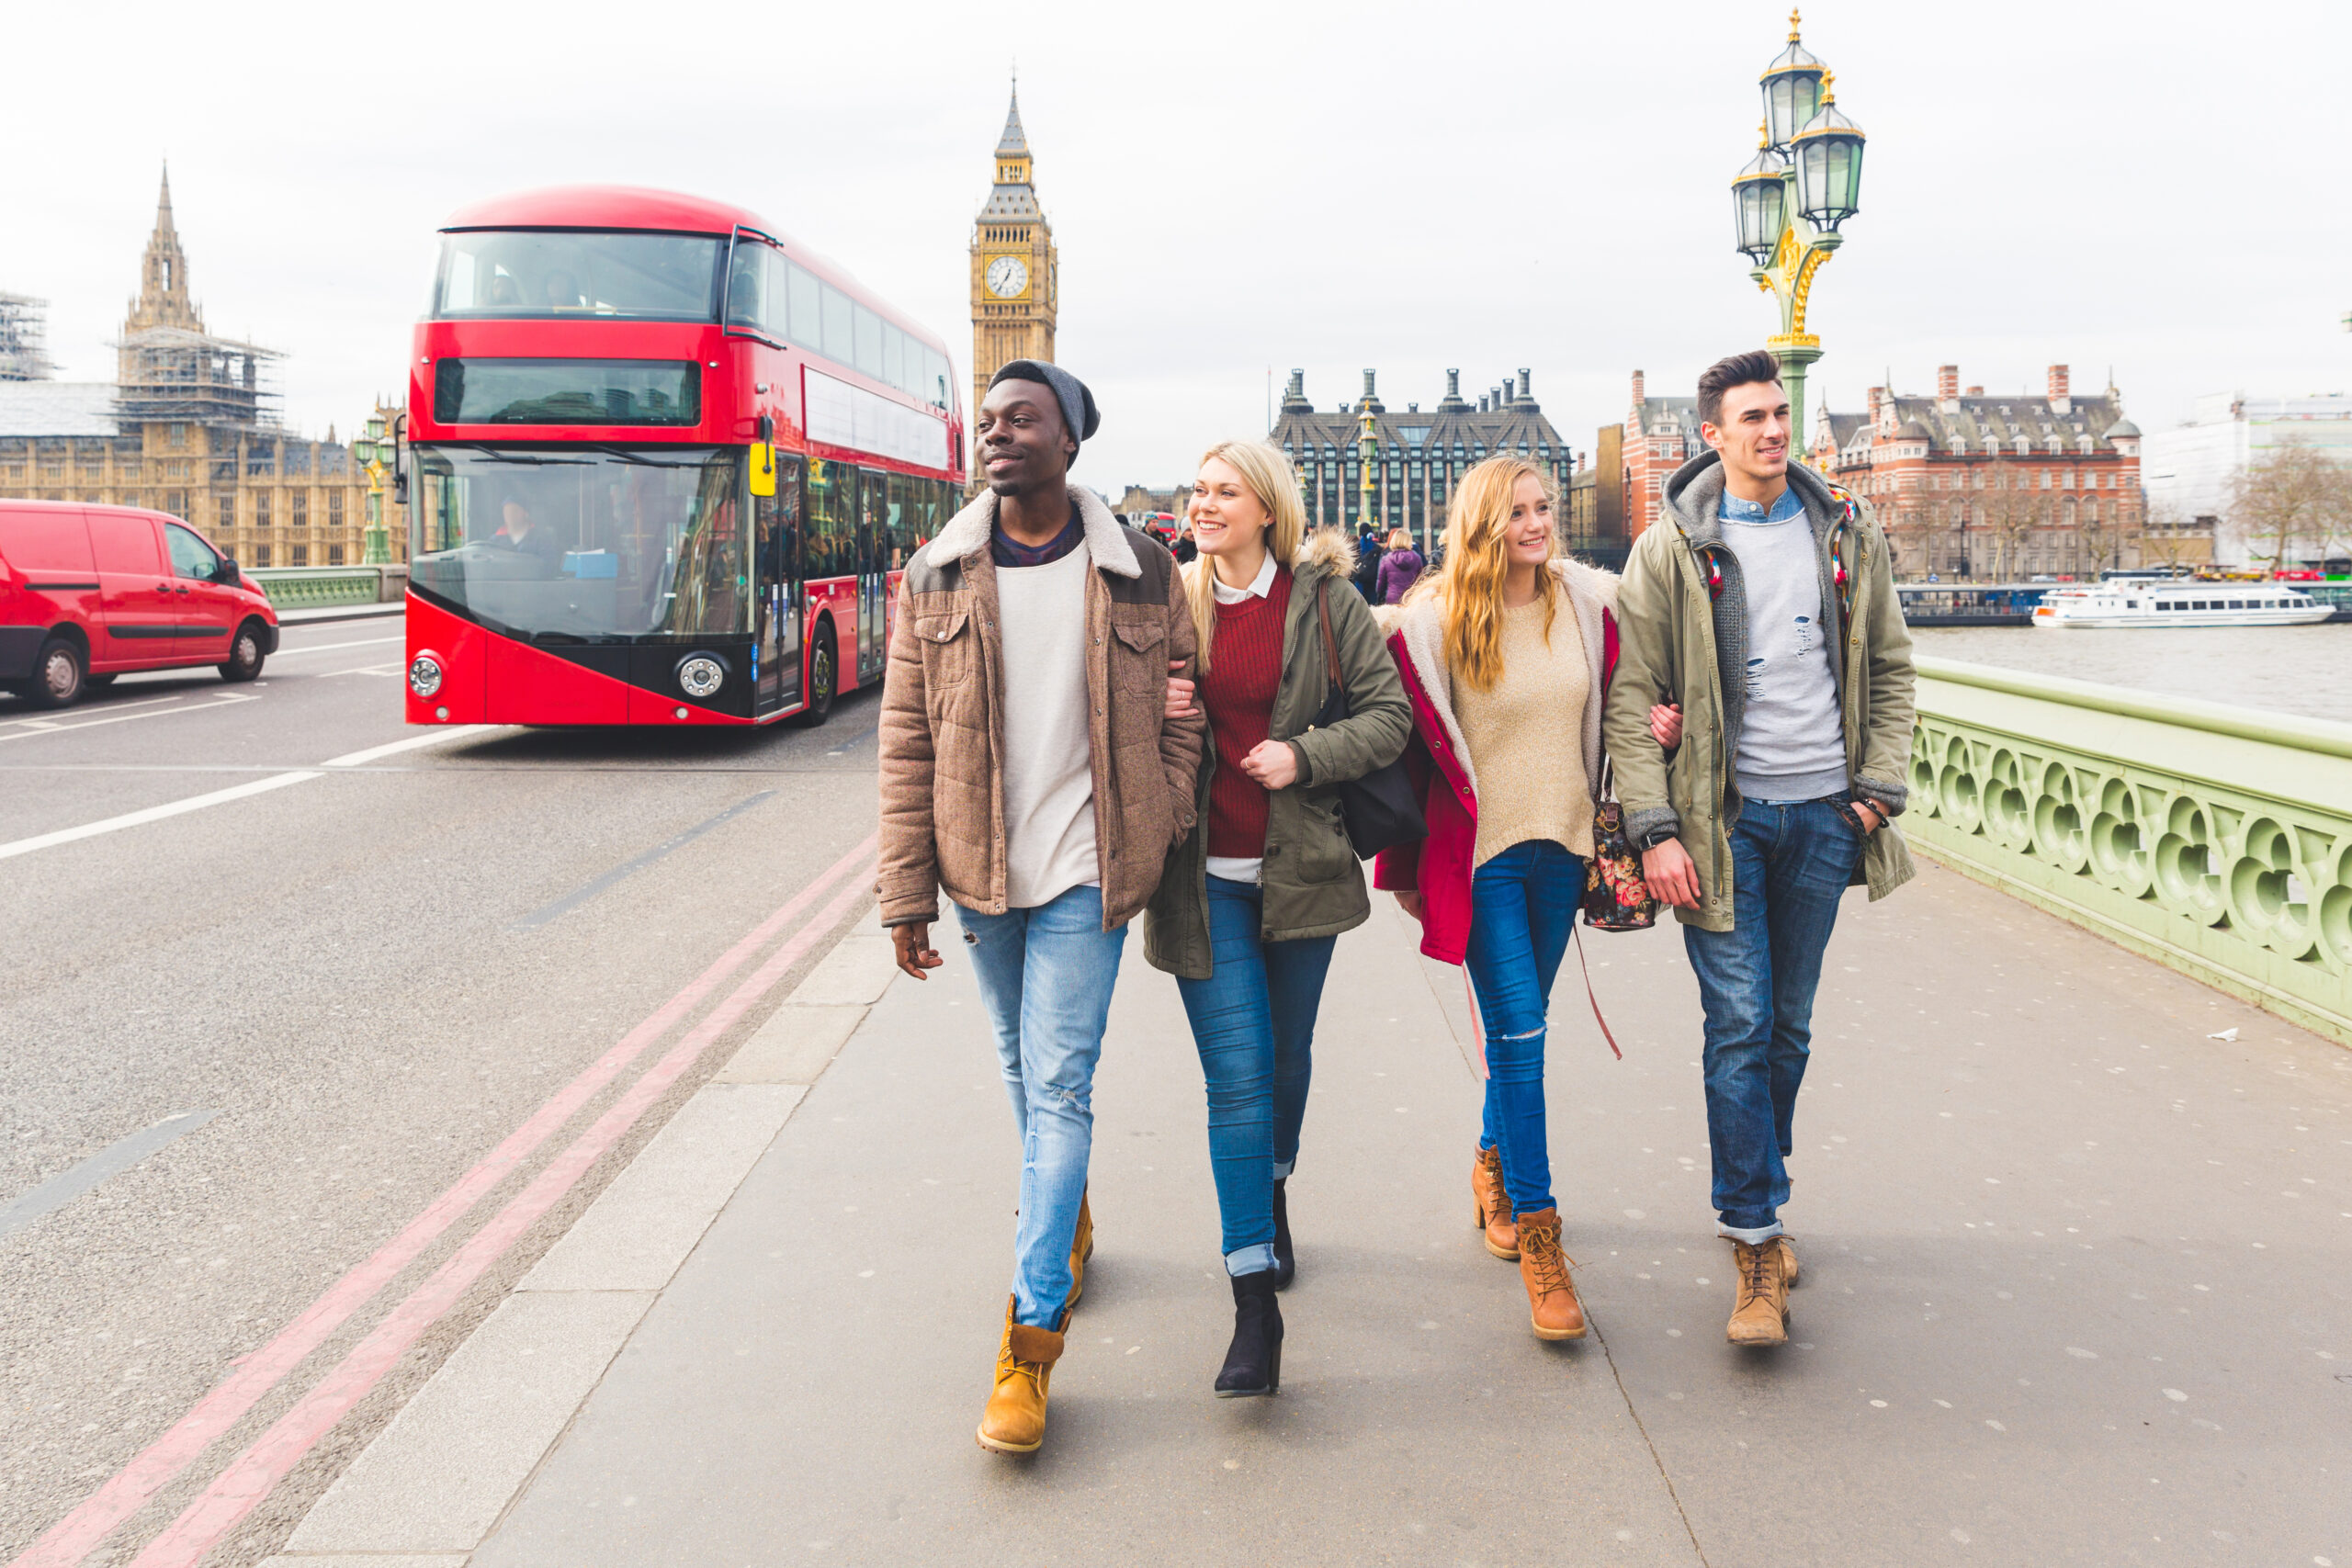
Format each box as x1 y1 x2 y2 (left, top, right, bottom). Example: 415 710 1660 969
676 652 727 700
408 652 444 698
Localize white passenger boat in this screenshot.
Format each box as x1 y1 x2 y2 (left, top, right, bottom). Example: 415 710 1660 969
2031 581 2335 628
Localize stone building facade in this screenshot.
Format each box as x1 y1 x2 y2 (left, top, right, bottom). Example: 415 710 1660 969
1812 365 2148 580
0 171 401 569
1623 369 1709 541
967 83 1057 459
1267 367 1579 555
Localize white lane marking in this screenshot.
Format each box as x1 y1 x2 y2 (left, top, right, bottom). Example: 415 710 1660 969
0 693 202 730
266 636 402 659
0 772 319 862
318 666 399 680
0 693 257 744
322 726 497 768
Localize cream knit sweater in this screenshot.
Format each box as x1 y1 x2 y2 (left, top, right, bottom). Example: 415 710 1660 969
1452 596 1595 868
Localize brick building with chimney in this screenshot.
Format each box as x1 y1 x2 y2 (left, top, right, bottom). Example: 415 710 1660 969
1810 365 2151 580
1622 368 1708 541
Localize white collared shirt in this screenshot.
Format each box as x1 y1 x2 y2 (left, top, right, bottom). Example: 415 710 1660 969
1204 549 1282 887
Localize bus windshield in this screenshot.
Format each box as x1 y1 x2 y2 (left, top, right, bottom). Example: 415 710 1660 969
409 446 750 639
433 231 723 321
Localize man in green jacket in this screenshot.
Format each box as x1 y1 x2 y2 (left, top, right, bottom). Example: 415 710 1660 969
1601 350 1917 1348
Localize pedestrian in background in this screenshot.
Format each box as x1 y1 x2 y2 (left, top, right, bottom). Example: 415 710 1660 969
1376 526 1424 604
1173 522 1198 563
1374 456 1620 1344
1352 523 1385 602
877 359 1206 1453
1603 349 1916 1347
1145 441 1410 1398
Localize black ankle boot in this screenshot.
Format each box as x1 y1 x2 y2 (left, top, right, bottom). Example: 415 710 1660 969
1215 1269 1283 1397
1271 1178 1295 1290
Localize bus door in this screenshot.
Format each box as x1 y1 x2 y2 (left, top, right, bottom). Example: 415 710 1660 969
856 468 888 684
753 456 803 716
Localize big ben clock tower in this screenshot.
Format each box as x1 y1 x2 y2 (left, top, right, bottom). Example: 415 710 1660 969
969 79 1057 457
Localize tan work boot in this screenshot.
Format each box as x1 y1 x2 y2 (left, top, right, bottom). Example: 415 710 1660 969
1776 1234 1800 1288
1514 1208 1587 1341
977 1295 1067 1453
1727 1238 1791 1346
1472 1145 1518 1260
1066 1190 1094 1309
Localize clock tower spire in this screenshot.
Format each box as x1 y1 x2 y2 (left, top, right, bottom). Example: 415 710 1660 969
969 75 1057 465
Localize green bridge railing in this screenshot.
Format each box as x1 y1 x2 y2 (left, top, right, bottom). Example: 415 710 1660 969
246 566 408 609
1905 657 2352 1045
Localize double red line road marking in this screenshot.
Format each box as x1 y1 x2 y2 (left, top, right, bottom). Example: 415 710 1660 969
14 832 879 1568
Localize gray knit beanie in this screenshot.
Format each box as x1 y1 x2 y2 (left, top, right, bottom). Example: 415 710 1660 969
988 359 1100 451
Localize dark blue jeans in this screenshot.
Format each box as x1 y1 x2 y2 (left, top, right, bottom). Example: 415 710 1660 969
1682 798 1864 1241
1175 875 1336 1272
1463 840 1586 1218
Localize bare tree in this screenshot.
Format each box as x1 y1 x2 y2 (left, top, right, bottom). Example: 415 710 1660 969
2225 439 2352 570
2076 494 2139 579
2141 500 2202 573
1978 468 2041 581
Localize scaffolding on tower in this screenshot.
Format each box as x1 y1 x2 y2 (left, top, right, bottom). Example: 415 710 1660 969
0 293 57 382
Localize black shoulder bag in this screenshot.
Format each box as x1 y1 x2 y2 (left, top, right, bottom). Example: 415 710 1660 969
1310 580 1425 858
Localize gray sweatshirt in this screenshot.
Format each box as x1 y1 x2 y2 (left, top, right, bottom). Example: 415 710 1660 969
1717 487 1849 803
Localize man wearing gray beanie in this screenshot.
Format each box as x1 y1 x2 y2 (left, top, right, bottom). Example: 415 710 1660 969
877 359 1203 1455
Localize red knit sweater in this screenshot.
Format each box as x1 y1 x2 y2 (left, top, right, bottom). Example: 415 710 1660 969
1202 568 1295 862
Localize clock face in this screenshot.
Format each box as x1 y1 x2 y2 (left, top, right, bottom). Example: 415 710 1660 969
986 255 1029 299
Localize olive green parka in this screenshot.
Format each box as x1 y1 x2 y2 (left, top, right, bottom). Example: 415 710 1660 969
1142 529 1412 978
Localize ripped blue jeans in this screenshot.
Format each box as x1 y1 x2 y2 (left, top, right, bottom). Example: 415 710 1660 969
1464 839 1585 1217
954 884 1127 1327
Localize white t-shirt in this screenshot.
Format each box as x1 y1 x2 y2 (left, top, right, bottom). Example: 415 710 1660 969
995 546 1101 908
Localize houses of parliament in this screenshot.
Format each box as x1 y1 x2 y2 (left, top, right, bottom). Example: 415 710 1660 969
0 170 400 569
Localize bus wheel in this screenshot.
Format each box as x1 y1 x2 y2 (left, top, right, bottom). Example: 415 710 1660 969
793 626 836 728
218 619 267 682
25 635 86 710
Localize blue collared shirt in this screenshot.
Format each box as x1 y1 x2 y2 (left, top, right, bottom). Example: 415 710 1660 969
1718 486 1808 526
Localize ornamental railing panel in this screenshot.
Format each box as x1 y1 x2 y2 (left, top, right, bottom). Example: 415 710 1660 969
1905 656 2352 1045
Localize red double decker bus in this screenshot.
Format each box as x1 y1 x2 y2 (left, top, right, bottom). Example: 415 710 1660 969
401 186 965 727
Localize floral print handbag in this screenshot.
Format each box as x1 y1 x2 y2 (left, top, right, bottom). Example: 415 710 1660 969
1583 760 1658 932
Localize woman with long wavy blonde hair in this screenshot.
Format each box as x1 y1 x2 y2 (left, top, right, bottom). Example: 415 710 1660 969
1374 455 1623 1342
1142 439 1410 1397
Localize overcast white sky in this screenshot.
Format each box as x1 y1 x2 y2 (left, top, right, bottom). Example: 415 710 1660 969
4 0 2345 485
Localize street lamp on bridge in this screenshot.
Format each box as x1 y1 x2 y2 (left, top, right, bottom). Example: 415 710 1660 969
350 412 401 567
1732 10 1867 447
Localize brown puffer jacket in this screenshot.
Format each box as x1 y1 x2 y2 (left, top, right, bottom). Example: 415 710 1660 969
876 484 1206 932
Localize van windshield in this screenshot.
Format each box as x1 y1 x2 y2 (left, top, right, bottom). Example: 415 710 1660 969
433 231 724 321
408 445 749 639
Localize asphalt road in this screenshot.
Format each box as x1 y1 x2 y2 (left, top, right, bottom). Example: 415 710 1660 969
0 616 885 1567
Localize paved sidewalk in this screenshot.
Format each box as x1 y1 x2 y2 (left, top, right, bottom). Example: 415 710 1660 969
264 860 2350 1568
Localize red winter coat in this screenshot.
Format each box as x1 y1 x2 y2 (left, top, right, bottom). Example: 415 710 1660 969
1372 561 1621 965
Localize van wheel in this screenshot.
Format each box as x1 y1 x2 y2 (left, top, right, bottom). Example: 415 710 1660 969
218 620 267 682
791 626 836 728
25 636 85 710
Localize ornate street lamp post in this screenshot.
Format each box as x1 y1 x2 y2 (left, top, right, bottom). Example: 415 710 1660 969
1356 400 1378 536
350 412 399 566
1731 10 1866 447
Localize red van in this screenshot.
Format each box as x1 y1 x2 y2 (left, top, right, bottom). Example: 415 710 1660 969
0 501 279 709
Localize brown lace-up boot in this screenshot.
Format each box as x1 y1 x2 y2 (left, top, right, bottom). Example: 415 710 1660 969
1776 1234 1800 1288
1514 1208 1587 1340
1727 1238 1791 1346
1066 1190 1094 1309
1472 1145 1518 1259
977 1295 1067 1453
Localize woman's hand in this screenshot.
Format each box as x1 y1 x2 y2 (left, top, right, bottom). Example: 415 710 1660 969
1239 739 1299 790
1164 660 1197 721
1649 702 1683 749
1392 888 1424 922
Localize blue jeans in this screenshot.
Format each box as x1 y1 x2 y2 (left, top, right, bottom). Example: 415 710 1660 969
954 884 1127 1327
1174 875 1336 1273
1463 840 1586 1218
1682 798 1864 1241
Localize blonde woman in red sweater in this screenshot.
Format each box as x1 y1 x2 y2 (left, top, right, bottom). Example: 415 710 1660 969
1143 441 1411 1397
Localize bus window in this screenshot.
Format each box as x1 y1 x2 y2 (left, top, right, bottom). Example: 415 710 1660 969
805 458 851 580
853 305 884 382
753 458 803 711
928 347 952 411
882 323 906 397
786 263 821 355
820 285 854 366
434 231 723 321
884 473 916 570
725 240 764 330
762 246 791 341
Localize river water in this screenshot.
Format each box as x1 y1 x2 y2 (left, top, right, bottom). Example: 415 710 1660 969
1912 624 2352 725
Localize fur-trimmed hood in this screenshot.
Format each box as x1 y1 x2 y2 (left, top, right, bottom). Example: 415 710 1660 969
1371 558 1620 804
921 483 1139 577
1295 526 1361 583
